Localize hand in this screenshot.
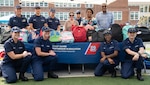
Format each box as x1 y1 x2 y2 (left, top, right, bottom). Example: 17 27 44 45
132 53 139 61
27 52 32 56
22 51 28 58
108 58 115 64
100 57 106 63
49 50 56 56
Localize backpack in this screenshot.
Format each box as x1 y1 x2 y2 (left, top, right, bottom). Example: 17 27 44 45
50 30 61 42
122 25 133 40
92 29 105 42
60 31 74 43
19 29 28 42
136 27 150 41
111 24 123 42
28 31 39 43
72 26 87 42
86 29 96 41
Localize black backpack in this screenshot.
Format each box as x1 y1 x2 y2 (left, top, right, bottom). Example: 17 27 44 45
86 29 96 41
111 24 123 42
92 29 105 42
136 27 150 41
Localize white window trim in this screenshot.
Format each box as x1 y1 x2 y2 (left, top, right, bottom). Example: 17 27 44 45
85 4 93 8
21 1 48 7
130 11 139 20
0 0 14 7
54 2 81 8
112 11 122 20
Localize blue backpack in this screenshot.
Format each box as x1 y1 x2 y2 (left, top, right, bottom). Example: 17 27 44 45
50 30 61 42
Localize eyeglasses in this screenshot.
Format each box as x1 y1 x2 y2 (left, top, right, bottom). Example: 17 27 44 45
70 15 74 16
102 6 106 7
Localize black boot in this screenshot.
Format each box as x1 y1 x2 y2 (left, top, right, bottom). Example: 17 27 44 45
111 69 116 77
136 70 144 81
48 71 58 78
19 73 28 81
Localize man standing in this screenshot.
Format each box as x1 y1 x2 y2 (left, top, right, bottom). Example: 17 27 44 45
75 10 82 25
29 6 47 34
47 9 60 31
8 5 29 29
96 3 113 30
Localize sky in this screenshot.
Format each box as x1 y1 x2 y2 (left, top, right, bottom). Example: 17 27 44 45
128 0 150 2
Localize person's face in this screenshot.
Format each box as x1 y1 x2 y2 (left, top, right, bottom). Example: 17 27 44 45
12 32 20 39
104 34 112 42
76 13 81 18
69 13 74 20
86 10 92 18
128 32 137 39
50 12 55 17
35 9 41 15
102 4 107 12
15 9 22 15
42 31 50 40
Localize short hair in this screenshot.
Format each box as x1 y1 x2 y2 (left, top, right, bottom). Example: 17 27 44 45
86 8 94 14
69 12 74 15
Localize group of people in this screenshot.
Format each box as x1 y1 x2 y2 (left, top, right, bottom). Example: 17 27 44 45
0 3 148 83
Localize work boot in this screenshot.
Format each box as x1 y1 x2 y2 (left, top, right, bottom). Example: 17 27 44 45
111 70 116 77
136 70 144 81
48 71 58 78
19 73 28 81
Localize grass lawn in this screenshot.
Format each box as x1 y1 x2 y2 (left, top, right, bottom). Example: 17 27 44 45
0 76 150 85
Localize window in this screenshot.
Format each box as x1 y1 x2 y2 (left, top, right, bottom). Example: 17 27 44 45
21 1 48 7
0 0 14 6
55 12 69 21
0 11 14 17
54 3 81 8
85 4 93 8
22 12 48 20
130 11 139 20
112 11 122 20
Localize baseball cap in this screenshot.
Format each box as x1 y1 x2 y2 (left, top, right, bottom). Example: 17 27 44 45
11 26 20 32
76 10 80 14
128 28 137 33
42 26 52 32
15 5 22 9
103 30 112 36
50 8 55 13
35 5 41 9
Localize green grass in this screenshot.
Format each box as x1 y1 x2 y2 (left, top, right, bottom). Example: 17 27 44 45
0 76 150 85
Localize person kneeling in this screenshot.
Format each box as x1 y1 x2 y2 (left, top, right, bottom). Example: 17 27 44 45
121 28 147 81
31 26 58 81
94 30 120 77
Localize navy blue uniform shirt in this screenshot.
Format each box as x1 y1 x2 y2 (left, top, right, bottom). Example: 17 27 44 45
122 38 145 60
33 36 52 56
29 14 46 30
8 15 28 29
100 40 120 59
75 17 82 25
3 38 25 63
47 17 60 30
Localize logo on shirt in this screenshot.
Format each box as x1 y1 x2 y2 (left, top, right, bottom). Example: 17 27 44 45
33 19 36 21
49 20 52 22
22 19 26 22
41 19 45 22
19 47 23 49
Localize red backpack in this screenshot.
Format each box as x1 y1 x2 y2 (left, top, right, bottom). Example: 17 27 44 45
72 26 87 42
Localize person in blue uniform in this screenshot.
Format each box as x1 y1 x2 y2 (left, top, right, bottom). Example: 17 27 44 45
121 28 147 81
94 30 119 77
1 27 32 83
47 8 60 31
8 5 29 29
31 26 58 81
29 6 47 34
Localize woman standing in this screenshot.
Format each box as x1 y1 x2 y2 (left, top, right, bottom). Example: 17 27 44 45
64 12 79 31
